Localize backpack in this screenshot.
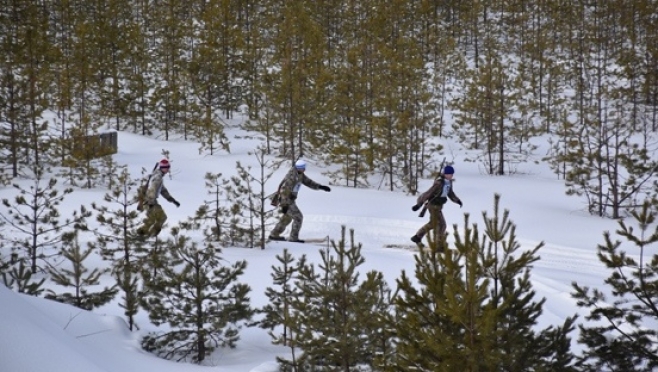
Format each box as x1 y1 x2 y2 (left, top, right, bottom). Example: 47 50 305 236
270 157 303 207
270 177 286 207
270 192 280 207
136 162 158 211
417 159 447 205
416 175 444 205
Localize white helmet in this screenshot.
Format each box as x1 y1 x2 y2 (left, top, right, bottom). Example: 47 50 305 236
295 159 306 170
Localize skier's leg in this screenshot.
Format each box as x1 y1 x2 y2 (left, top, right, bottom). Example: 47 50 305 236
138 204 158 236
139 204 166 237
270 208 293 238
433 208 447 252
415 205 439 239
150 205 167 237
437 209 447 239
412 205 439 246
287 203 304 241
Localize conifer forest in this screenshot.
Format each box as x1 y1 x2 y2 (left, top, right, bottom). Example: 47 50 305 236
1 0 658 370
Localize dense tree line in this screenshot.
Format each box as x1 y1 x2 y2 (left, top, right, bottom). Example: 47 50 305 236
1 0 656 211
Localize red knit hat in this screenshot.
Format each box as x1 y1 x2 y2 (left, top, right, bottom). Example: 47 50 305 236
159 159 171 169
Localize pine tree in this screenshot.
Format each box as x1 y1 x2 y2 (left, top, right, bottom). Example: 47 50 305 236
559 104 658 217
48 0 78 154
1 259 45 296
369 0 435 192
572 200 658 371
258 0 327 160
97 152 124 190
54 0 109 188
312 0 371 189
92 167 145 330
545 110 578 179
193 171 232 244
0 255 8 280
225 149 280 249
0 19 32 181
392 195 577 371
56 126 105 189
259 248 307 346
392 231 477 371
13 0 55 170
498 0 569 138
1 169 54 299
141 225 253 364
0 163 90 274
148 0 191 139
186 0 236 151
235 0 269 123
480 194 576 371
93 166 144 264
116 260 141 331
552 1 658 218
451 32 539 176
278 226 394 370
45 231 118 310
224 163 252 247
92 0 137 132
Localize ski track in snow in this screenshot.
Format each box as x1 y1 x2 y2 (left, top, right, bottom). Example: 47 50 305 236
302 214 605 273
298 213 605 302
299 214 419 246
528 240 609 278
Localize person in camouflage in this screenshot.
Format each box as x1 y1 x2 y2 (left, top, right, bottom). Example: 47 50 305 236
410 165 462 249
269 160 331 243
137 159 180 238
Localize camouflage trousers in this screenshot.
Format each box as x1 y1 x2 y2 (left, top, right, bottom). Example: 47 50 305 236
137 203 167 237
270 202 303 240
415 204 446 241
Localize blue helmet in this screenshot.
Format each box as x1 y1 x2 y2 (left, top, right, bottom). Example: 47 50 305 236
443 165 455 175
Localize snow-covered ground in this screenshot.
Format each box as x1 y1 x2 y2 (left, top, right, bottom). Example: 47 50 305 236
0 126 627 371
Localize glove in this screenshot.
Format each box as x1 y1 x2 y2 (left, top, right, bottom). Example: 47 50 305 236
280 206 289 214
411 204 421 212
458 200 463 208
173 200 180 207
319 185 331 192
290 194 297 201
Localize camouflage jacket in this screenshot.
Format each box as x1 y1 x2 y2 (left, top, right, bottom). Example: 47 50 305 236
416 176 461 207
277 167 321 207
145 168 175 205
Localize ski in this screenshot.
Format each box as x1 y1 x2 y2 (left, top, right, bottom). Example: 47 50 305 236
383 244 449 253
383 243 422 251
268 237 329 245
301 237 329 244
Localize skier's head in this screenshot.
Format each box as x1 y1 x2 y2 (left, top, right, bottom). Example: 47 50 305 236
443 165 454 178
295 159 306 172
159 159 171 173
